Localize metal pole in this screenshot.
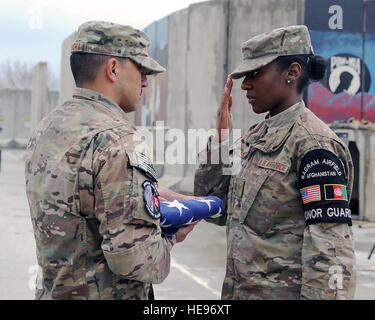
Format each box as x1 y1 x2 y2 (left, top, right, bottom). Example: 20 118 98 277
369 242 375 259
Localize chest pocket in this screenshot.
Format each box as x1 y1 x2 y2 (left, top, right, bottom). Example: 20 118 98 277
234 124 293 233
239 157 291 234
239 170 269 224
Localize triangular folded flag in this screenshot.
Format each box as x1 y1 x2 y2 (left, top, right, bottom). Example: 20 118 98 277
159 196 224 236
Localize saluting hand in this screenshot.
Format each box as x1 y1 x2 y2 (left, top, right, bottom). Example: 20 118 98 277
214 76 233 143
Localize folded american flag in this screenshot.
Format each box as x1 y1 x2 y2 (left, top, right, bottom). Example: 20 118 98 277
159 196 224 236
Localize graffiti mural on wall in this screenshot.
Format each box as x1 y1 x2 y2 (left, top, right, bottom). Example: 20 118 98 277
305 0 375 122
135 16 169 127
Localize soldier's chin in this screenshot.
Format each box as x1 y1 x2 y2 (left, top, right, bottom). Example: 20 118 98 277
251 103 262 114
122 102 138 113
251 102 268 114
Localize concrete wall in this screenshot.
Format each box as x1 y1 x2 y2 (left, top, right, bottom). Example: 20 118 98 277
30 62 48 135
181 0 230 190
0 89 30 147
0 89 58 148
159 8 189 187
58 32 77 106
228 0 305 132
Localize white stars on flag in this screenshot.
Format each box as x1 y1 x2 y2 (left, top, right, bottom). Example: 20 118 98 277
197 199 215 211
165 200 189 216
160 218 172 228
208 206 222 219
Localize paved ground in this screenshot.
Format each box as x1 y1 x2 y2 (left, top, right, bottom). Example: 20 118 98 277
0 149 374 300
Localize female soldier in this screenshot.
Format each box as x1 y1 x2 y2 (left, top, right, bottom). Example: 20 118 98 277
194 25 356 300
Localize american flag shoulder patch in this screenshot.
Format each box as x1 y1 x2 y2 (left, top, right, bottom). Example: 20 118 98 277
300 185 321 204
135 151 158 182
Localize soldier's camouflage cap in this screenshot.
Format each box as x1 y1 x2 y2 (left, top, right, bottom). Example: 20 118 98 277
71 21 165 75
230 25 314 79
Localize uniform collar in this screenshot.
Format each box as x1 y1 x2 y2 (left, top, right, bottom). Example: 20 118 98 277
244 100 306 154
264 100 305 131
73 87 129 121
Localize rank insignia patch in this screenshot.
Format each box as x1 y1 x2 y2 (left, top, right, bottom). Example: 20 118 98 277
142 180 161 219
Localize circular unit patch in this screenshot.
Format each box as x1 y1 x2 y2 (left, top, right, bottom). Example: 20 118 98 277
142 180 161 219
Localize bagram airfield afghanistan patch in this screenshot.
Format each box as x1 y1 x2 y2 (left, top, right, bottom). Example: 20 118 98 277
142 180 161 219
298 149 352 226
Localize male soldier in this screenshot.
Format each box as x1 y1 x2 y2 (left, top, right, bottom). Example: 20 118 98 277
25 21 195 300
194 25 356 299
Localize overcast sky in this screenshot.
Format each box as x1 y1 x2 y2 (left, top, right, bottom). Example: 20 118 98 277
0 0 208 77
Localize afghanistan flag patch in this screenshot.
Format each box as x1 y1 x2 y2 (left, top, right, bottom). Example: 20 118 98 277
324 184 348 201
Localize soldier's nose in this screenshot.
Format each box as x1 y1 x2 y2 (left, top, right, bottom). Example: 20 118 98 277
142 75 148 88
241 77 251 91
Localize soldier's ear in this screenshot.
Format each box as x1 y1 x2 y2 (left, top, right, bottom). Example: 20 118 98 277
105 58 119 83
287 62 302 82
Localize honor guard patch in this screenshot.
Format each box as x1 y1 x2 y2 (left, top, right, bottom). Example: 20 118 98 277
136 152 158 182
142 180 161 219
298 149 352 226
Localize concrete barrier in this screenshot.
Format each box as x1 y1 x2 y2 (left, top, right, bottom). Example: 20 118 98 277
0 88 58 148
58 32 77 106
159 8 189 188
228 0 305 132
30 62 48 136
0 89 29 147
179 0 229 192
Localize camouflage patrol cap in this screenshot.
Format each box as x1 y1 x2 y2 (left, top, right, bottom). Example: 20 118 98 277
71 21 165 75
230 25 314 79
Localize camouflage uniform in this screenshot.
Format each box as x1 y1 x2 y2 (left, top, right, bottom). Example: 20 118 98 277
194 26 356 300
25 22 173 300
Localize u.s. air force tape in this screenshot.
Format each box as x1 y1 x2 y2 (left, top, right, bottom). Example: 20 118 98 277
298 149 352 226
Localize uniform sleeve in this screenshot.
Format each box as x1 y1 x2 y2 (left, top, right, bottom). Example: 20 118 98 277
93 137 175 284
298 148 356 299
194 136 232 226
